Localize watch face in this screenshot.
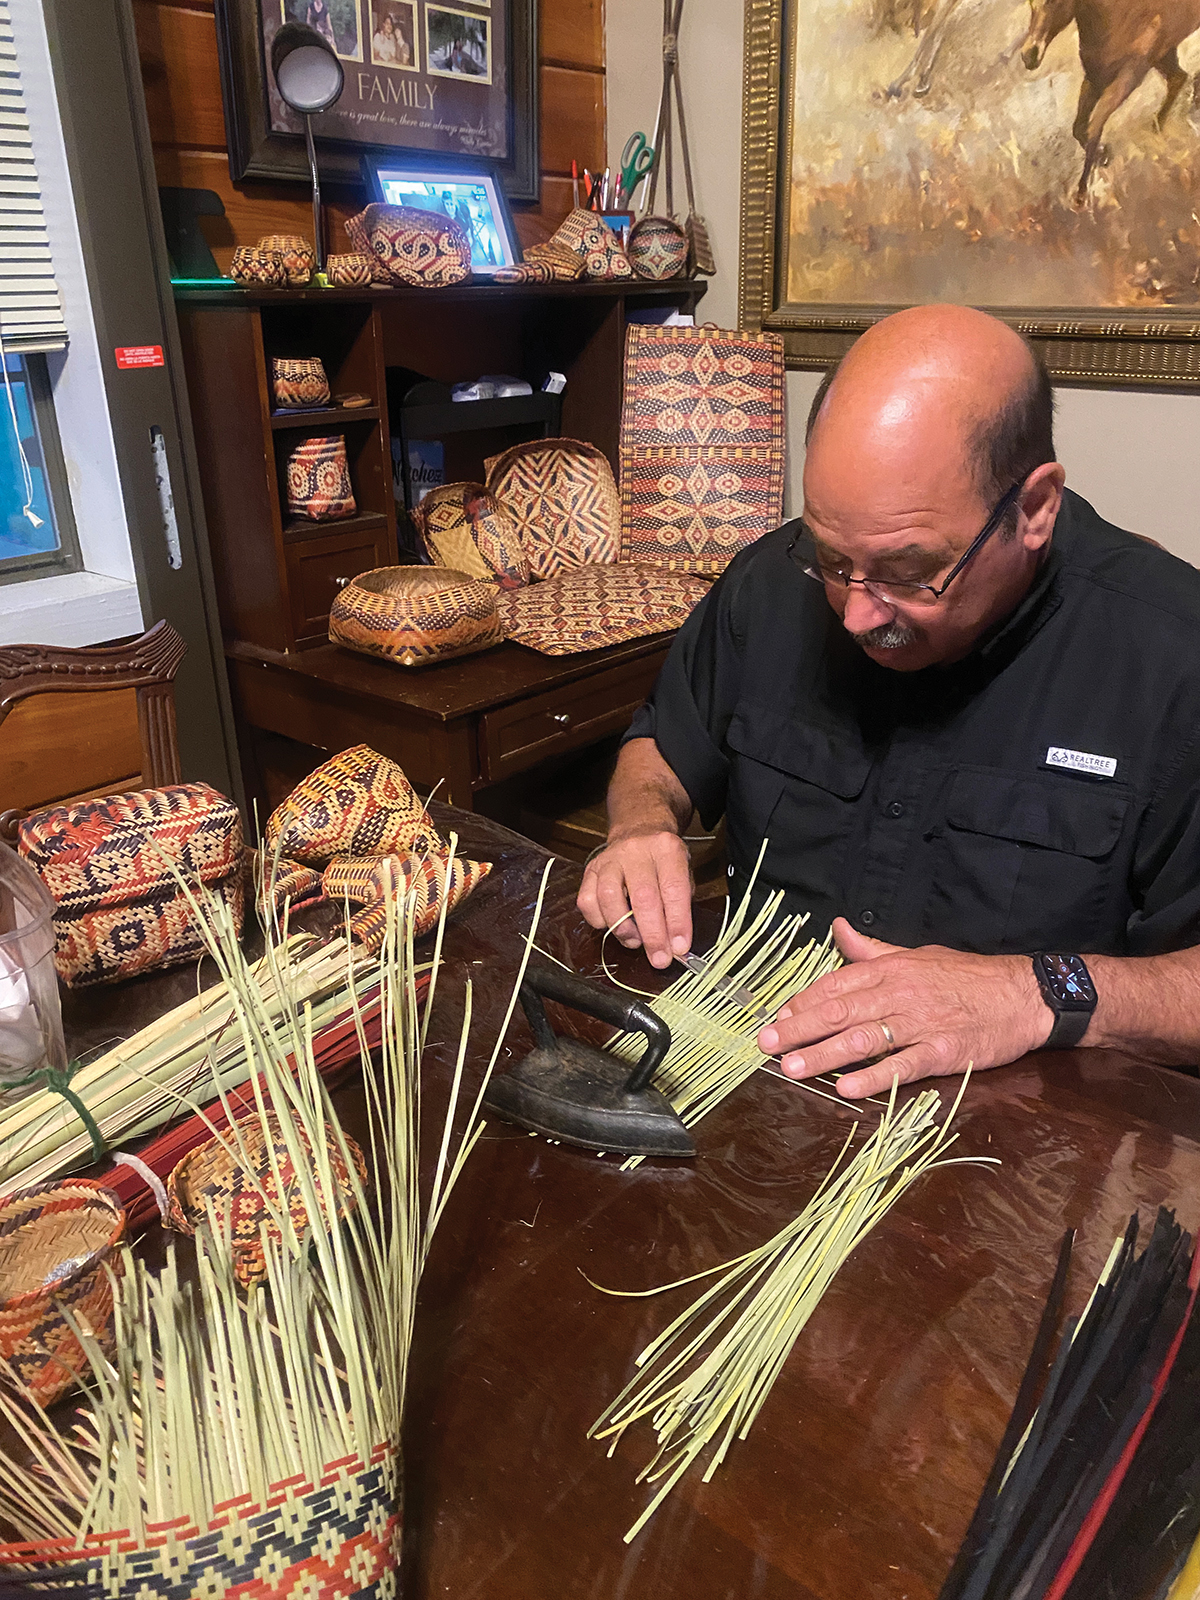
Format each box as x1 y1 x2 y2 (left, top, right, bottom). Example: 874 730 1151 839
1040 954 1096 1008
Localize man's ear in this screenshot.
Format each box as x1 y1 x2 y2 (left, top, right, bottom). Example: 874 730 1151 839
1020 462 1066 552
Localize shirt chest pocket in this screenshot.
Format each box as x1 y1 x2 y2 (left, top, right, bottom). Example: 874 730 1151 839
923 767 1131 953
725 710 870 885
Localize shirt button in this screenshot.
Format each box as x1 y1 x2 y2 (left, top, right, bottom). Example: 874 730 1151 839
860 909 876 926
887 801 904 818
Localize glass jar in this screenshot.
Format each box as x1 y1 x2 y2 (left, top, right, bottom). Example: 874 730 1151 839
0 839 66 1085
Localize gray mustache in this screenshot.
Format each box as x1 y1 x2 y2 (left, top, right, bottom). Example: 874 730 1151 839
850 620 919 649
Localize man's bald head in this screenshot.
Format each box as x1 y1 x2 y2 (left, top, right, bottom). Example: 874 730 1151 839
799 305 1065 673
805 305 1054 512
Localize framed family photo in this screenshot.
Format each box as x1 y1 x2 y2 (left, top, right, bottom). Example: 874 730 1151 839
739 0 1200 386
214 0 537 200
369 0 419 71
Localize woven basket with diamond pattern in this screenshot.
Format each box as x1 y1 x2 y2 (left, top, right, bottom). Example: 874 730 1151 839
0 1441 402 1598
166 1114 368 1291
486 438 620 581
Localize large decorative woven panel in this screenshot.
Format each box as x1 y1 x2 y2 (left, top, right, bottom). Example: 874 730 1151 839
619 325 786 573
496 563 710 655
486 438 620 580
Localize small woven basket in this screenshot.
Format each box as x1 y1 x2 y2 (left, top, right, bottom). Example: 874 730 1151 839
166 1114 368 1289
329 565 504 667
0 1179 125 1406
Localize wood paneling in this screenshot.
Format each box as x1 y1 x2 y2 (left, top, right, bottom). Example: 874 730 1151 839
134 2 225 150
136 0 605 260
541 0 604 70
152 147 361 272
1 690 142 811
541 64 605 176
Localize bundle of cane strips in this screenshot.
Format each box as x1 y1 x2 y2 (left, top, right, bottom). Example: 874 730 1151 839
590 1073 996 1541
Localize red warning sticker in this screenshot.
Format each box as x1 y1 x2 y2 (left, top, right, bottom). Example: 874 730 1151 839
115 345 164 369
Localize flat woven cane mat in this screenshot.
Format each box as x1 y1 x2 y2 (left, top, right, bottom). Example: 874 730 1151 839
496 563 710 655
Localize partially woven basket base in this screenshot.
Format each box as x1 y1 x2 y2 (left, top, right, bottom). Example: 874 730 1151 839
0 1443 402 1599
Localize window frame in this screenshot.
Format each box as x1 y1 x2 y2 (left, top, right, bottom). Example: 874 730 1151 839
0 351 82 586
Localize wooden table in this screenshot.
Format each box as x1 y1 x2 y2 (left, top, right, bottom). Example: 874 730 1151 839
61 810 1200 1599
228 633 670 812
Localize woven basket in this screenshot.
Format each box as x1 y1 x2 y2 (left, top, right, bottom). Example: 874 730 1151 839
166 1114 368 1290
229 245 286 287
415 481 530 588
627 215 690 281
0 1179 125 1406
329 566 504 667
256 233 314 286
486 437 621 580
0 1441 402 1597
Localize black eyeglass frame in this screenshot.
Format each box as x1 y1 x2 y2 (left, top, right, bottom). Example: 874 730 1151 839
789 478 1027 604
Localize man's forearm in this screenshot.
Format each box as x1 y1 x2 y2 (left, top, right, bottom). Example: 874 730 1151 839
1085 949 1200 1065
607 738 693 841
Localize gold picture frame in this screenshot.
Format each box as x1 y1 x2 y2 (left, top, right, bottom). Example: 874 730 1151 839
739 0 1200 388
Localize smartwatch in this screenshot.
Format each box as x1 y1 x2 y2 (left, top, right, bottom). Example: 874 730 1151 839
1032 953 1097 1049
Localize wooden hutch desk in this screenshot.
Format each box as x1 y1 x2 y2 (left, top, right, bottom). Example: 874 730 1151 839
175 277 707 811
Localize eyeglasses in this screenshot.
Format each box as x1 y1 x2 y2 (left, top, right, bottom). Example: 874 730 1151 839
788 479 1026 607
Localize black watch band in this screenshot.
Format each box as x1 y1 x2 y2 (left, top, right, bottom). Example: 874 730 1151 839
1032 953 1097 1050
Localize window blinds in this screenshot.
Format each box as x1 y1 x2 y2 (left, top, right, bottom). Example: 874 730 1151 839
0 0 66 353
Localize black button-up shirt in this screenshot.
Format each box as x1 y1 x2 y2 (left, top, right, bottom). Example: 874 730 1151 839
625 489 1200 957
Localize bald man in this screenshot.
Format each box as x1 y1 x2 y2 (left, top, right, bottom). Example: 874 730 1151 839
578 304 1200 1097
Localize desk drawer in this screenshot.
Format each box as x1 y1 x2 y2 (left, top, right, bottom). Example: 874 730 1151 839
285 529 391 646
480 650 667 781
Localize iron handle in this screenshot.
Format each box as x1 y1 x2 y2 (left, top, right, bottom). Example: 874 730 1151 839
519 956 671 1095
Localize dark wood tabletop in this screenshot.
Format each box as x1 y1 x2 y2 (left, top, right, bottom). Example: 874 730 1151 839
61 809 1200 1600
226 633 674 723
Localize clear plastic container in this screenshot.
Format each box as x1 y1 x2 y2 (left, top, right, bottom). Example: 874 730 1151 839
0 839 66 1086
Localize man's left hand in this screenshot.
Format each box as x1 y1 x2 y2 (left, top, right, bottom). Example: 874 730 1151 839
756 918 1056 1098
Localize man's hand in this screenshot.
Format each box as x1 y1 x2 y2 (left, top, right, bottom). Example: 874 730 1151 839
756 917 1055 1097
577 828 693 969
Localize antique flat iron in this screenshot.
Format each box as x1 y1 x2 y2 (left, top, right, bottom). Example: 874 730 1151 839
483 958 694 1158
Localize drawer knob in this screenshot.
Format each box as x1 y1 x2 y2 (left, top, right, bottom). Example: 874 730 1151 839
550 711 571 727
333 576 354 587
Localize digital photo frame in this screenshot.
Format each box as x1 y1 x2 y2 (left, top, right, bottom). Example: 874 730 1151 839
362 152 522 276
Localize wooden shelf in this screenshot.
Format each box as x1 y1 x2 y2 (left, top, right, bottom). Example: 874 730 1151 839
175 278 706 308
270 406 380 430
401 393 559 436
281 510 389 543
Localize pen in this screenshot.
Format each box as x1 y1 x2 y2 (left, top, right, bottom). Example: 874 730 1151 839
571 159 579 208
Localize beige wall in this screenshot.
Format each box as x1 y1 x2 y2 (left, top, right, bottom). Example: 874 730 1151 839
606 0 1200 567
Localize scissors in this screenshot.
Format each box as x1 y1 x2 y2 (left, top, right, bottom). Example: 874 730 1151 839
619 131 655 208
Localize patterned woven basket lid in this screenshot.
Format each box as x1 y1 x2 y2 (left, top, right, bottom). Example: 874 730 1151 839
329 566 504 667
